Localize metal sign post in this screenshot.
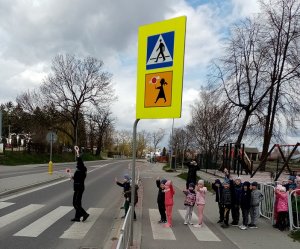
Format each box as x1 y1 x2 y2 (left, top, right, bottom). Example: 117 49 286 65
130 118 140 246
46 131 57 175
0 111 2 139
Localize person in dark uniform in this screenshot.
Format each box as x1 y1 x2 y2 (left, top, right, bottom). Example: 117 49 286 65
186 160 200 189
71 156 89 222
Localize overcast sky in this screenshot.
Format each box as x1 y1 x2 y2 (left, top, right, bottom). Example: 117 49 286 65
0 0 262 146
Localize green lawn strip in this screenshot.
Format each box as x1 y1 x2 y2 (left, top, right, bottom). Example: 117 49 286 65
0 151 103 166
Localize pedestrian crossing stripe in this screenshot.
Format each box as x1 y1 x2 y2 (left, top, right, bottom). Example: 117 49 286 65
178 210 220 241
0 201 14 210
0 204 44 229
14 206 73 237
146 31 174 70
149 209 221 241
149 209 176 240
60 208 104 239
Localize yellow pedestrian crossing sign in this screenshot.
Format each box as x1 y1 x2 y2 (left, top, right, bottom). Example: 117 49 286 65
136 16 186 119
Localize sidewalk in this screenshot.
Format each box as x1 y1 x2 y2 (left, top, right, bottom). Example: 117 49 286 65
136 161 300 249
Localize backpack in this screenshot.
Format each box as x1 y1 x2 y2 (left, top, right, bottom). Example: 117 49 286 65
184 191 196 206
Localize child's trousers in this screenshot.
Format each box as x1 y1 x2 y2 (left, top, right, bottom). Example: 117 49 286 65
165 205 173 226
250 205 260 225
197 204 205 225
241 208 250 226
158 202 166 222
184 205 194 223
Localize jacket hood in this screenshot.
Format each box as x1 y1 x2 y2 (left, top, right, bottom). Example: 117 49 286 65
76 157 87 172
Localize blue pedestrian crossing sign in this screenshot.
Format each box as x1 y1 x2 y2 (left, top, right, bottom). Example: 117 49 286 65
146 31 174 70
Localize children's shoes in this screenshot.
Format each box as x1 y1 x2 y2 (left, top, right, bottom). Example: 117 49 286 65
193 224 202 228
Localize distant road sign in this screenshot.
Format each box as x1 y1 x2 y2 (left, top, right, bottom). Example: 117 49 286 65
46 131 57 143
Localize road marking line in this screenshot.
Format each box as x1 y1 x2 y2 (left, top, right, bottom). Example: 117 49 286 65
0 201 14 209
60 208 104 239
14 206 73 237
149 209 176 240
178 209 220 241
0 204 44 229
0 162 117 202
0 179 70 202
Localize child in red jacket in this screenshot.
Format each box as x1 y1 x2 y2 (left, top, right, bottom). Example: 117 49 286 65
164 180 175 227
275 185 289 231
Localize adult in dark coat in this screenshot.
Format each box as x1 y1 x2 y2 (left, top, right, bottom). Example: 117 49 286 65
186 160 200 189
71 156 89 222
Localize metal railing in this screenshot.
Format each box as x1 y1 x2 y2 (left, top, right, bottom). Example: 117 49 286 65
288 189 300 230
116 206 132 249
259 183 276 224
116 169 140 249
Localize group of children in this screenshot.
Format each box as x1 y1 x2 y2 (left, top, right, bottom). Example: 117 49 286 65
116 170 300 231
212 175 264 230
156 177 207 228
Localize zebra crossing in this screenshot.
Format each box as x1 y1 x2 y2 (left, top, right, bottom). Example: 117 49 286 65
1 201 221 242
0 201 103 239
148 209 221 241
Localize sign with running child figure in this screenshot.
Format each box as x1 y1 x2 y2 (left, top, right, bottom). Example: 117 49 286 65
136 16 186 119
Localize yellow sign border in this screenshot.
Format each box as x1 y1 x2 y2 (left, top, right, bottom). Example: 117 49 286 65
136 16 186 119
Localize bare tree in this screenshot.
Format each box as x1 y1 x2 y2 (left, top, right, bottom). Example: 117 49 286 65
116 130 133 157
257 0 300 170
136 130 150 158
40 54 116 146
169 127 193 167
151 128 165 161
189 88 235 161
213 18 270 145
87 110 114 156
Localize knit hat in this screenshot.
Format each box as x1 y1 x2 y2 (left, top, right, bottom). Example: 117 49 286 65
234 176 242 181
251 181 258 187
243 181 250 187
288 175 296 182
198 179 204 185
124 174 130 181
215 179 221 184
189 183 195 189
160 178 167 185
223 180 230 186
279 186 286 192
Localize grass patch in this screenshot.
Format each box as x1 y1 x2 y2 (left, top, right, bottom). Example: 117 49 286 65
289 230 300 242
162 164 176 172
0 151 103 166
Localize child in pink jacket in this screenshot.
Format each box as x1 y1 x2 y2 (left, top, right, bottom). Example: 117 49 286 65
275 185 289 231
194 179 207 228
164 180 175 227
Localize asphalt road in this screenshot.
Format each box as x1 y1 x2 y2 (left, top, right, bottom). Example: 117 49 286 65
0 160 131 249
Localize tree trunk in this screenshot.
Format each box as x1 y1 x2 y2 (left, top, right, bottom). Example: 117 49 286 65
235 111 251 145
